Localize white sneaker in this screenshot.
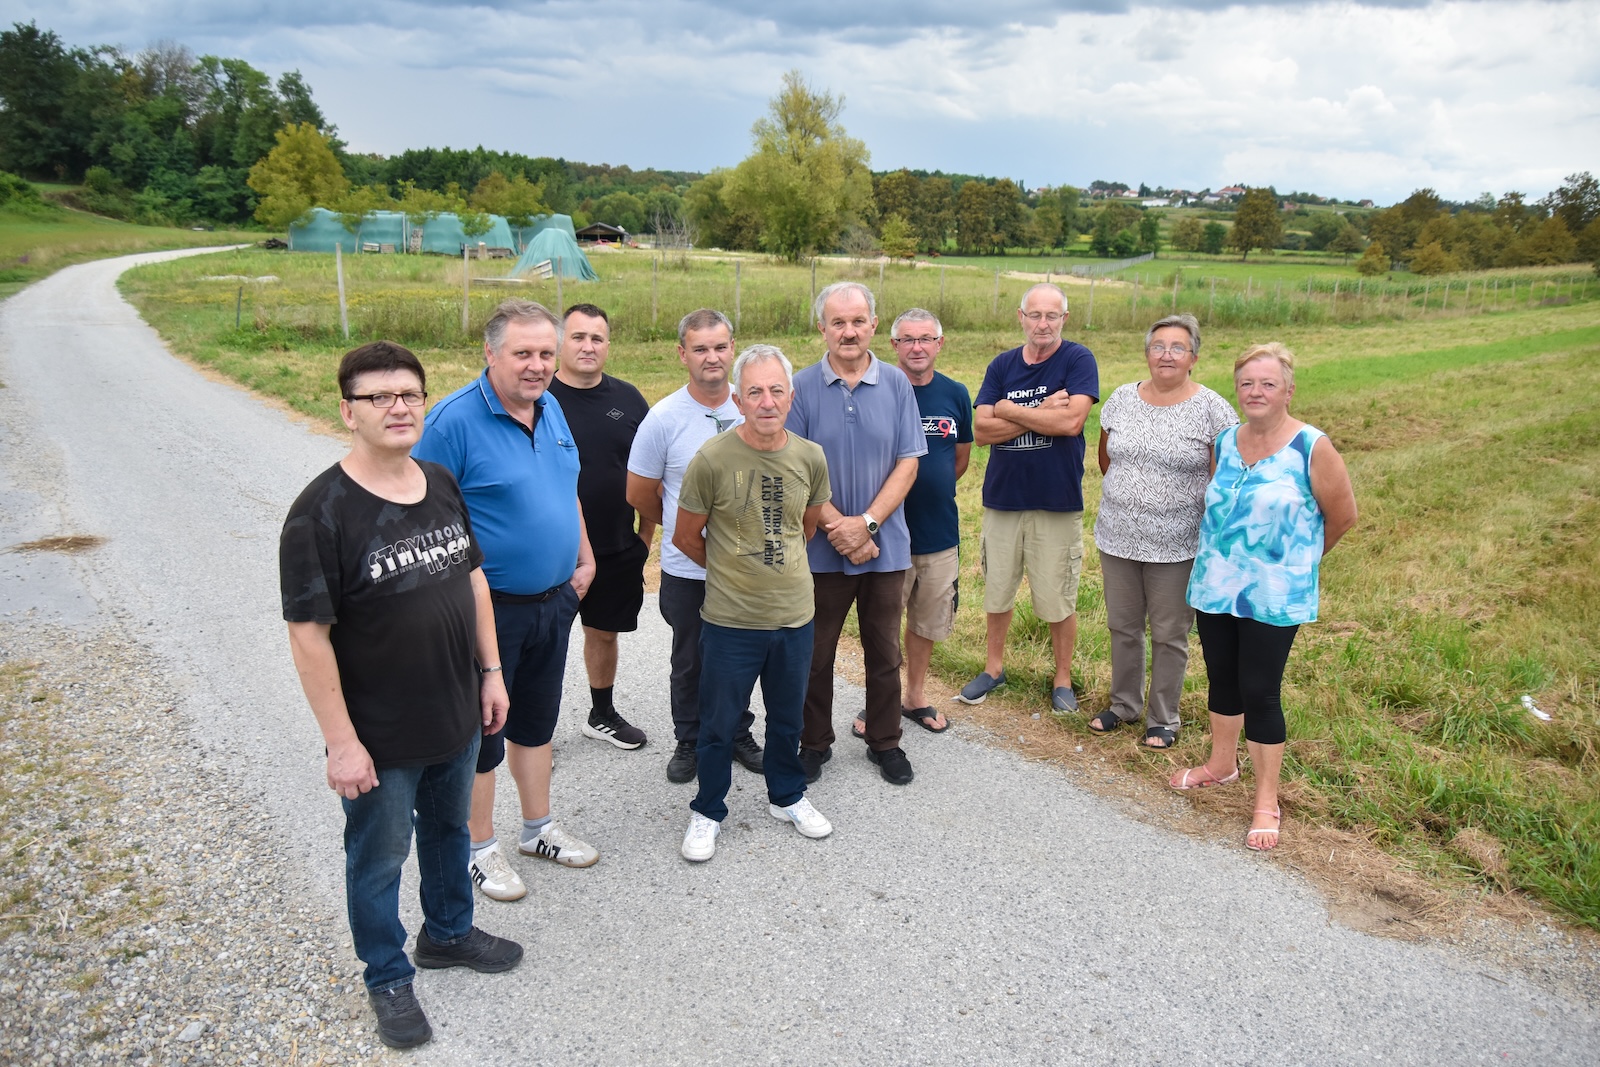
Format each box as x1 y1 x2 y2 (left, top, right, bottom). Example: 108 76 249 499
518 823 599 868
769 797 833 839
467 841 527 902
681 812 720 862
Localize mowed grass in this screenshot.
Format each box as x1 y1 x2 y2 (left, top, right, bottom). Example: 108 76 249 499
120 247 1600 928
0 204 256 300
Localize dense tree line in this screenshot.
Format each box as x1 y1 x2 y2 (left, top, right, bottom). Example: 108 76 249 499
1363 180 1600 274
0 21 701 231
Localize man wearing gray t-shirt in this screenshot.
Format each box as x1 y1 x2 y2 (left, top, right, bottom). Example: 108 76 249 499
626 309 762 784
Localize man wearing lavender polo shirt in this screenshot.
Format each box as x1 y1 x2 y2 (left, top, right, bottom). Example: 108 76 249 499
786 282 926 786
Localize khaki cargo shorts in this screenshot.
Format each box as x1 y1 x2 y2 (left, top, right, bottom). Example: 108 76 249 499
901 547 960 642
979 508 1083 623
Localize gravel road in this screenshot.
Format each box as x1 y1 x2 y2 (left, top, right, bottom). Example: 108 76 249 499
0 249 1596 1065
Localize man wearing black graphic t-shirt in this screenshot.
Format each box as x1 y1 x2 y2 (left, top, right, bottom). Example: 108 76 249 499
279 342 521 1050
547 303 654 751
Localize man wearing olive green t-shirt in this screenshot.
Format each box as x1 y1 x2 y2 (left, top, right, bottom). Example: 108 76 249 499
672 345 834 862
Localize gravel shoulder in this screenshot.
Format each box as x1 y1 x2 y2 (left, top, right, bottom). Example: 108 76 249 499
0 620 381 1066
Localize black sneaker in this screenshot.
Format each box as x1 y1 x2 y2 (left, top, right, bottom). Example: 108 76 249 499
866 746 915 785
797 746 831 784
413 925 524 973
667 739 698 783
369 983 432 1049
582 707 647 750
732 732 764 774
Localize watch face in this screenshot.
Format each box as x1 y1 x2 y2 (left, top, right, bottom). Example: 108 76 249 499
866 519 880 534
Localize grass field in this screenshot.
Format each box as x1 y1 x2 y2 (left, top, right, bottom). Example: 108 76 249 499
0 204 256 300
117 246 1600 929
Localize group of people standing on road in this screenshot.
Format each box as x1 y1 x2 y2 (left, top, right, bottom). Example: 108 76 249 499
279 278 1355 1049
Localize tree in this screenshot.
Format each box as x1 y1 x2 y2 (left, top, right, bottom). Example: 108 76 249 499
1355 240 1388 276
1228 187 1283 260
1327 225 1364 260
1538 172 1600 236
1408 241 1460 275
684 169 762 250
331 183 393 232
917 176 954 252
1138 213 1160 253
1200 221 1227 255
873 169 920 232
0 22 121 179
592 190 645 233
469 170 547 227
721 70 871 259
1577 217 1600 265
1170 216 1204 251
1028 202 1062 253
879 212 916 258
1305 213 1347 251
247 121 348 229
1513 216 1579 265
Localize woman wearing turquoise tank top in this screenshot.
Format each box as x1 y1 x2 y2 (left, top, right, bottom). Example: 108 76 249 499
1168 343 1357 852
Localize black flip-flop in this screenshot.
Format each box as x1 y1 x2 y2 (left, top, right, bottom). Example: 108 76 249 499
852 715 868 741
1142 726 1178 749
901 706 949 733
1088 710 1128 733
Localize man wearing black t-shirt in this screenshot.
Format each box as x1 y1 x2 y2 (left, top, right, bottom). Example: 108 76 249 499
548 304 653 751
280 342 522 1050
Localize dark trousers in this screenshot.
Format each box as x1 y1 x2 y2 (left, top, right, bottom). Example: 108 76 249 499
802 569 907 753
343 734 478 992
659 572 754 743
1195 610 1300 746
692 621 811 822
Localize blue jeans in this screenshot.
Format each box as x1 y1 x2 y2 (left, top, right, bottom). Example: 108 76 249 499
692 621 812 823
342 734 479 992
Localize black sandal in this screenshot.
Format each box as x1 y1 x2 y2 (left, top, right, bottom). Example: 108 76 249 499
1142 726 1178 749
1088 710 1128 733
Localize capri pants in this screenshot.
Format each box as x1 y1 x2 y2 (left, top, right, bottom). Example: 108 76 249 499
1194 611 1299 746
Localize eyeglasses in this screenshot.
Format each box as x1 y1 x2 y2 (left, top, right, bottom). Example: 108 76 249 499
704 411 735 433
345 391 427 408
1023 311 1065 323
894 335 940 347
1146 344 1192 357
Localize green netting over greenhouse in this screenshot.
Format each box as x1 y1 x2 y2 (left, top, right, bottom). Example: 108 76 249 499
511 227 598 280
287 208 516 255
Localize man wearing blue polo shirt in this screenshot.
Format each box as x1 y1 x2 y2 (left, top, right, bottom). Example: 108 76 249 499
787 282 927 786
414 299 600 905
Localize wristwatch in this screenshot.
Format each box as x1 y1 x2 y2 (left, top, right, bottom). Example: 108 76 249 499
862 512 880 535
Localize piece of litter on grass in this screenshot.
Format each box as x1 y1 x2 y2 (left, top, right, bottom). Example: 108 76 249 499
1031 712 1041 720
1075 745 1083 753
1521 695 1552 721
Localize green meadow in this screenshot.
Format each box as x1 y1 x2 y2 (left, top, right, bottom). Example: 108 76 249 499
0 203 256 299
118 245 1600 929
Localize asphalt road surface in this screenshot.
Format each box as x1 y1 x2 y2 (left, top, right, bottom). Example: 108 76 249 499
1 249 1595 1065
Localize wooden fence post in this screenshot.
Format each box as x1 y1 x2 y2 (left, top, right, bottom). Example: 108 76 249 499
335 243 350 340
809 259 818 328
556 258 563 312
1087 277 1096 329
652 255 659 330
735 259 742 333
1209 276 1216 324
235 285 243 330
993 269 1000 315
879 259 885 289
1171 271 1179 310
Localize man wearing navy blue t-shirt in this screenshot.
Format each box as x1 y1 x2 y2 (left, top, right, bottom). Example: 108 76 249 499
962 284 1100 714
880 308 971 735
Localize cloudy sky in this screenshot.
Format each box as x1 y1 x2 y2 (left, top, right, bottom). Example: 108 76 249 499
15 1 1598 204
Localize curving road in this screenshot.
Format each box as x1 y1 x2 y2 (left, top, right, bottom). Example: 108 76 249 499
1 249 1595 1065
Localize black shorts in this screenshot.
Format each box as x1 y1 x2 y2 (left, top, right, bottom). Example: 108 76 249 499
577 538 648 633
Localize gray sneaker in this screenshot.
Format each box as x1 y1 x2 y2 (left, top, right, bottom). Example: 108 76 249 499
955 670 1007 705
1051 686 1079 713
